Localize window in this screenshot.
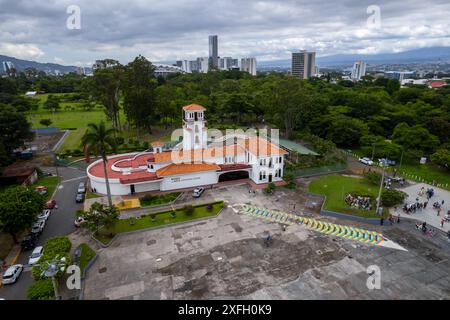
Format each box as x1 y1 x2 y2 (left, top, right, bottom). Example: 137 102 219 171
195 136 200 144
195 125 199 133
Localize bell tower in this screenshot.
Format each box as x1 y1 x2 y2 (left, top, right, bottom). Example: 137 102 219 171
182 104 208 150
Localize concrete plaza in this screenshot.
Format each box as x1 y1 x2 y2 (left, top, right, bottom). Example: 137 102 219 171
393 183 450 233
81 185 450 300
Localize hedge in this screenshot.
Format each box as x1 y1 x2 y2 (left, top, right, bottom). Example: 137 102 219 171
32 236 72 281
27 278 55 300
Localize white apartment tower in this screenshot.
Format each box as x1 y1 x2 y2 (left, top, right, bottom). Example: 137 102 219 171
240 58 257 76
291 50 316 79
351 60 366 80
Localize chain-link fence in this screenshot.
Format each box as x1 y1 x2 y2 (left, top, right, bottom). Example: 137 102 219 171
291 163 348 177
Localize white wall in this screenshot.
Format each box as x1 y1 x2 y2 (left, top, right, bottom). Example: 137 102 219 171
160 171 218 191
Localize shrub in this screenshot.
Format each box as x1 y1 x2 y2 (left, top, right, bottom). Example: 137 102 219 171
27 278 55 300
143 141 149 149
381 189 407 207
32 236 72 281
264 182 276 194
140 194 155 202
150 214 156 222
364 171 381 185
183 205 194 216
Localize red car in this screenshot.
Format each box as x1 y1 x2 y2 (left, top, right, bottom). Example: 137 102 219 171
44 199 57 209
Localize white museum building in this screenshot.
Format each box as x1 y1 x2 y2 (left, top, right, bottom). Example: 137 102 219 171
87 104 288 195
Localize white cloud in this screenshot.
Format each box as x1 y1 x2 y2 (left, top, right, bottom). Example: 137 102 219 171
0 43 44 60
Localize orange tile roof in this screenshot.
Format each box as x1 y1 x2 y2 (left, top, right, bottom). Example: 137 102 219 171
154 145 245 164
151 140 164 147
238 136 288 156
182 104 206 111
156 162 220 177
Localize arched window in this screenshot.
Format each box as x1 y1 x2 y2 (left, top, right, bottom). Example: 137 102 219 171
195 125 199 133
195 136 200 144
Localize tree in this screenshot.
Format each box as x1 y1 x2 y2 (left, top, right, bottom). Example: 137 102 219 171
91 60 124 130
381 189 407 207
81 122 118 206
122 55 157 135
80 202 119 234
0 105 34 165
430 149 450 170
391 122 440 153
327 117 369 147
43 95 60 112
0 186 44 243
39 119 52 127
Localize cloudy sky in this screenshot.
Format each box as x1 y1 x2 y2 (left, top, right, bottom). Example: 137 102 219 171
1 0 450 66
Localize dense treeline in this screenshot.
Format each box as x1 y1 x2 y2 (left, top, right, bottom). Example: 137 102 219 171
1 55 449 169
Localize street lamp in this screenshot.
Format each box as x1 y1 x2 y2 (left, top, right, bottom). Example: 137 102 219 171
375 164 386 216
36 256 67 300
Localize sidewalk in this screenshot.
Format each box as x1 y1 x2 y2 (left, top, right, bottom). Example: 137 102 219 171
391 182 450 233
0 244 21 287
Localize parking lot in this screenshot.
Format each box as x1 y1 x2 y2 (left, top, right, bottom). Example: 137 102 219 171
83 185 450 300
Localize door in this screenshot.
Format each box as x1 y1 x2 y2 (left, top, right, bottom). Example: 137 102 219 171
268 174 272 183
130 184 135 194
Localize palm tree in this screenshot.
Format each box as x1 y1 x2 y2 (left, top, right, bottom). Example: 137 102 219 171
82 122 117 207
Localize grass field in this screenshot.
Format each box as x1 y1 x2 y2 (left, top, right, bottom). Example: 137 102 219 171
397 163 450 190
95 201 224 244
139 192 180 207
58 128 86 153
308 174 385 218
32 176 61 201
78 243 96 273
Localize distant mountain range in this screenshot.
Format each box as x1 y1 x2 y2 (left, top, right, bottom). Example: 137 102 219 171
258 47 450 68
0 55 78 74
1 46 450 74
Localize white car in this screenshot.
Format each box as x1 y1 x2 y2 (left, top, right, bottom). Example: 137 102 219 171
37 209 51 221
28 246 44 265
31 220 45 234
74 217 86 227
1 264 23 284
192 187 205 198
358 157 374 166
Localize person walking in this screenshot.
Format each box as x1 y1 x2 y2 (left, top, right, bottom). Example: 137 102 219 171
397 214 401 223
380 218 384 226
440 219 445 228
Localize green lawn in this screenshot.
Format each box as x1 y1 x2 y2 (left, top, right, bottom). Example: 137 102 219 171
139 192 180 207
309 174 385 218
58 128 86 153
398 163 450 190
95 201 224 244
78 243 96 273
32 176 61 200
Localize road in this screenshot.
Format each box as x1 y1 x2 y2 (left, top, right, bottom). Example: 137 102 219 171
0 166 86 300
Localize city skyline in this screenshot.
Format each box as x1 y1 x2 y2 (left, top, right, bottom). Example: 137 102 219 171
1 0 450 67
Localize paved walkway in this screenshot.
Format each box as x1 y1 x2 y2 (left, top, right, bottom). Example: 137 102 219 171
392 182 450 233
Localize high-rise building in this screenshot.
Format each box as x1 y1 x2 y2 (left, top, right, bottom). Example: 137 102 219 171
208 35 219 69
351 60 366 80
240 58 257 76
2 61 16 77
291 50 316 79
197 57 209 73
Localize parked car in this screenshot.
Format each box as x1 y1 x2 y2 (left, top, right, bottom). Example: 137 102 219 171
75 192 85 203
192 187 205 198
28 246 44 265
77 182 86 194
358 157 374 166
1 264 23 284
31 220 45 235
21 234 38 251
37 209 51 221
378 158 396 166
74 217 86 227
44 199 57 209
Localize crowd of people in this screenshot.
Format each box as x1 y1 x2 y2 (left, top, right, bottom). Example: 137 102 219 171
345 194 372 210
